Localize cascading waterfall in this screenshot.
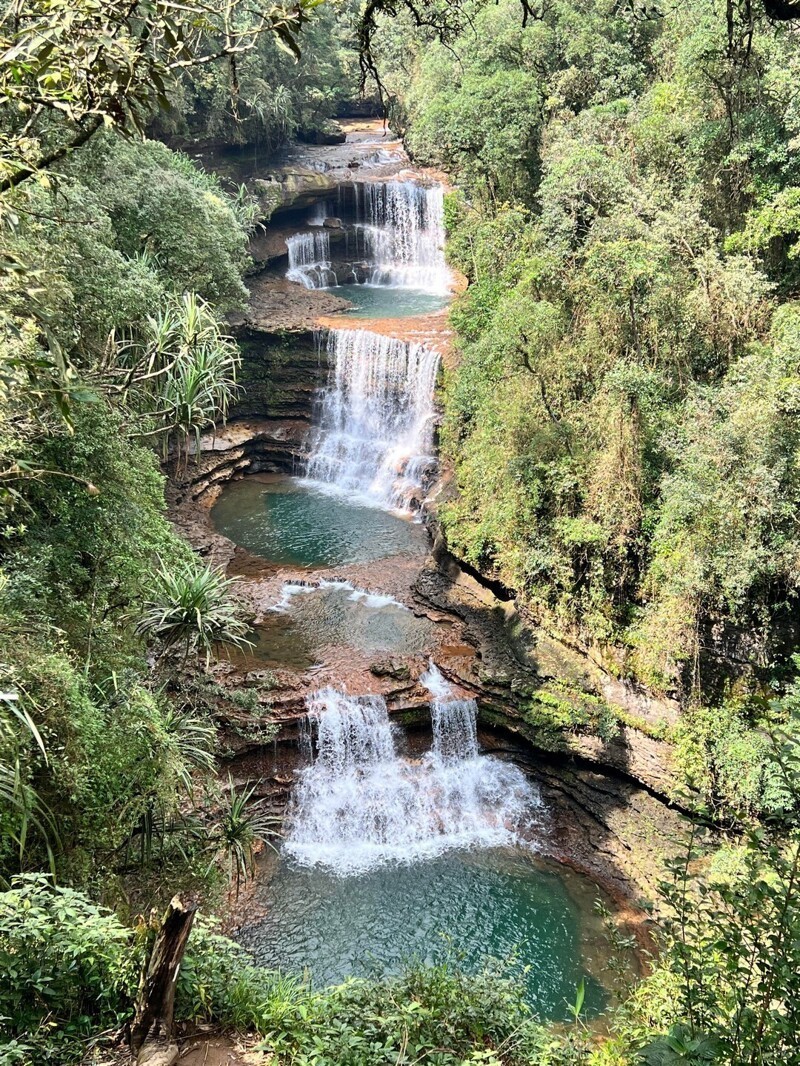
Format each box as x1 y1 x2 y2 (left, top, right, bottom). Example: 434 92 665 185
422 662 480 762
351 180 450 293
307 199 334 226
286 232 336 289
284 671 541 875
285 178 450 294
304 328 439 509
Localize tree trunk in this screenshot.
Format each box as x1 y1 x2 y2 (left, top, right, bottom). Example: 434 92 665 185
130 896 197 1066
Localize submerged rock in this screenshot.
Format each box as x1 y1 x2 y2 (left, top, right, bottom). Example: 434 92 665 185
370 658 412 681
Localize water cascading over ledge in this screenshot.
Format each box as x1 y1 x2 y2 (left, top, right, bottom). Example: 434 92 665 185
350 180 450 293
303 328 439 511
285 178 450 294
286 232 336 289
284 669 542 875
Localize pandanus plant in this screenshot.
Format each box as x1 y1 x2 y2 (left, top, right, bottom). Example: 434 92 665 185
136 559 251 664
214 776 280 896
115 291 240 470
0 688 58 881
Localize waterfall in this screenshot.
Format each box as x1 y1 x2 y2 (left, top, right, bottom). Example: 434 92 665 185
286 232 336 289
352 180 450 294
304 329 439 510
307 200 334 226
286 179 451 294
285 679 541 875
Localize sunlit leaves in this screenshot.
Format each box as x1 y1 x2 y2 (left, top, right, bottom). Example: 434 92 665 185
0 0 321 193
136 558 250 661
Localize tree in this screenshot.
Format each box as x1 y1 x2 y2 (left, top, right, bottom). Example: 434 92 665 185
0 0 320 195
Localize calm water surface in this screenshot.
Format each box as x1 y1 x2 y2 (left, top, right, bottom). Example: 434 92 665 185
211 476 427 568
239 847 609 1020
328 283 449 318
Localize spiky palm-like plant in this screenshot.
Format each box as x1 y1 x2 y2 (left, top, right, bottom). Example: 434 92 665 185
0 691 58 880
136 560 251 663
161 704 217 793
116 292 240 468
214 777 280 895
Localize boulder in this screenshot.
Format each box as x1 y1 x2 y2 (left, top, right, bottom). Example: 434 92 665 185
370 658 412 681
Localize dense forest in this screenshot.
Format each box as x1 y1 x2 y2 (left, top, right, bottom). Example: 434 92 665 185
3 0 800 1063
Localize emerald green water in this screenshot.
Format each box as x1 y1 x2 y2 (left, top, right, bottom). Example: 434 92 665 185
211 475 427 567
239 848 609 1019
328 284 449 318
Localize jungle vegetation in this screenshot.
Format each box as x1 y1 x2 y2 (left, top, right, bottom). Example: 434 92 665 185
376 0 800 703
371 0 800 832
2 0 800 1063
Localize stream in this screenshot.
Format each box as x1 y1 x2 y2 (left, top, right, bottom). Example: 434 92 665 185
206 122 633 1019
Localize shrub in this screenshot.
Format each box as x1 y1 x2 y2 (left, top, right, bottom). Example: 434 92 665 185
0 875 141 1064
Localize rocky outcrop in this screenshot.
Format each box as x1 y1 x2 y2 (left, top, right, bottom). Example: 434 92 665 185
298 123 348 146
256 169 341 213
232 328 327 421
248 224 348 273
413 546 682 806
232 275 352 334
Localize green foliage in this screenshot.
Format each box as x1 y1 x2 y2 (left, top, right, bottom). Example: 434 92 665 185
161 0 361 151
0 402 225 882
655 819 800 1063
0 0 321 193
211 778 279 893
120 290 241 463
0 689 56 879
639 1024 722 1065
0 875 142 1064
0 89 255 889
66 137 252 312
137 560 251 662
177 924 556 1066
525 685 620 748
0 878 595 1066
673 672 800 818
379 0 800 701
4 403 187 665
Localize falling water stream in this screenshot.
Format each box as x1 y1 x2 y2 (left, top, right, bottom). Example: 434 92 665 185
285 667 541 873
222 134 626 1014
292 179 448 508
303 330 440 509
288 179 451 295
241 670 611 1017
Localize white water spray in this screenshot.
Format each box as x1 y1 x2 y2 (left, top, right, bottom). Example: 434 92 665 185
422 662 480 761
286 178 450 294
284 673 541 875
304 329 439 510
286 232 336 289
351 180 450 294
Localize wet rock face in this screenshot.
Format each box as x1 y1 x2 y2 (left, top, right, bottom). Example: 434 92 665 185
298 124 348 146
370 658 413 681
232 273 353 333
249 168 344 215
411 547 681 805
233 329 326 424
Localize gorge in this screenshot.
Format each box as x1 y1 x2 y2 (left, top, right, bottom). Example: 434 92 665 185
167 120 684 1017
9 0 800 1060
